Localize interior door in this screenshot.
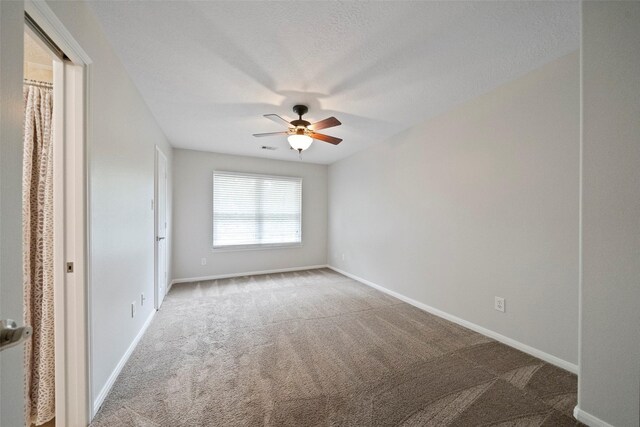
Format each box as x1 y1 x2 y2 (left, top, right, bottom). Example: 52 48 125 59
0 2 28 425
155 147 168 308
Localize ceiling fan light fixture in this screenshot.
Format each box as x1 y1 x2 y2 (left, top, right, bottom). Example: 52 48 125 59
288 134 313 151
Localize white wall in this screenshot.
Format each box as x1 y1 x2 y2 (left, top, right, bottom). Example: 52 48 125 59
328 52 580 366
578 2 640 426
44 1 174 409
172 149 327 280
0 2 27 425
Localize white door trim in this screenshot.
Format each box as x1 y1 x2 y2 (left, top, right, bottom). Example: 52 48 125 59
25 1 93 425
154 146 168 309
24 1 91 65
51 56 66 427
63 61 90 426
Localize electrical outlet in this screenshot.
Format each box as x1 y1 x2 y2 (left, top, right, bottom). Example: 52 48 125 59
141 293 145 306
131 302 136 318
495 297 505 313
201 258 207 266
341 253 345 261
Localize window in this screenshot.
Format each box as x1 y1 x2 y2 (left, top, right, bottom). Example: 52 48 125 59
213 171 302 249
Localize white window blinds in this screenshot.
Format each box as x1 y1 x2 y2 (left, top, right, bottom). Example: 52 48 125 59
213 172 302 248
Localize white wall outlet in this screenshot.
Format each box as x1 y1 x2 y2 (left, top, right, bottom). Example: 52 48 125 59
201 257 207 266
141 293 145 306
495 297 505 312
131 302 136 318
341 253 345 261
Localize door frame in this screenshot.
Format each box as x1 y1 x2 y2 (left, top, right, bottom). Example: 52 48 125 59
25 1 93 425
154 146 168 309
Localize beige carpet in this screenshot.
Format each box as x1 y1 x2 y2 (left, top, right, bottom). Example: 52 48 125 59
91 268 580 426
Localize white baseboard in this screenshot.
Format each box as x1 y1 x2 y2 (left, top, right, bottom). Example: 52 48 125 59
169 264 329 290
327 265 578 374
573 406 614 427
92 309 156 416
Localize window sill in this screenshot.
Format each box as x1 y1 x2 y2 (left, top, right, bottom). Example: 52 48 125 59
212 243 303 253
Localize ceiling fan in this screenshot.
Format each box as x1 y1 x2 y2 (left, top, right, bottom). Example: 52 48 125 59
253 105 342 153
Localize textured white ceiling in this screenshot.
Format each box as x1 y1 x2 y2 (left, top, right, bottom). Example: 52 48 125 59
88 1 579 164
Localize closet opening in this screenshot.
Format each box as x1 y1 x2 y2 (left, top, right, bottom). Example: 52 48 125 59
23 21 58 427
23 10 89 426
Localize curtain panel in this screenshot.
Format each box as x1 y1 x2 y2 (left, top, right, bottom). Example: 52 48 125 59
22 83 55 426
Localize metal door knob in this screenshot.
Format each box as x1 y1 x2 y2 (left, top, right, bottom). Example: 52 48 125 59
0 319 32 351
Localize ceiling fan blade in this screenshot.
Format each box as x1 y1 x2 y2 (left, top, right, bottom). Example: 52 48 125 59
309 132 342 145
264 114 292 127
253 131 288 137
308 116 341 131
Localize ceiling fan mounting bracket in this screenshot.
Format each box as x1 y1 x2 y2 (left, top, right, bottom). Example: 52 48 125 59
292 104 308 118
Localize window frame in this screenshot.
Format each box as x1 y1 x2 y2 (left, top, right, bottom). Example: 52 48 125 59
212 170 303 251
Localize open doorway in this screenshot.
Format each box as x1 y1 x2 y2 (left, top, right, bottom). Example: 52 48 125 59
21 9 90 427
23 23 58 427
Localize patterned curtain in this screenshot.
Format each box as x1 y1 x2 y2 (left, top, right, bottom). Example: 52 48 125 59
22 83 55 426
